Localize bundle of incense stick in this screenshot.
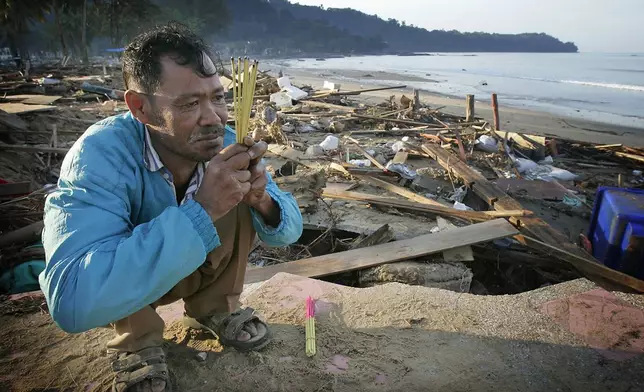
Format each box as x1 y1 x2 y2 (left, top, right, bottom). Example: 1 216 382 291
230 57 259 144
305 296 316 357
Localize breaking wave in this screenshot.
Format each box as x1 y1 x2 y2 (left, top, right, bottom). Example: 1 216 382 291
561 80 644 92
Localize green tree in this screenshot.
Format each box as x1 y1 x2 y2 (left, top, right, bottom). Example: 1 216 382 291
0 0 51 66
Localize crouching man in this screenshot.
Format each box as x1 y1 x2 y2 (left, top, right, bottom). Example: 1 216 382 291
39 23 303 391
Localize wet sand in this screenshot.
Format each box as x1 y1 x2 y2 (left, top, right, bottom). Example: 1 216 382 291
270 65 644 147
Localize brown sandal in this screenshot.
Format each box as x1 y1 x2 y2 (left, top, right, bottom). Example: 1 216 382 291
111 346 172 392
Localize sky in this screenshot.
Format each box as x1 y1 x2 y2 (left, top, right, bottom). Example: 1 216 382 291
291 0 644 53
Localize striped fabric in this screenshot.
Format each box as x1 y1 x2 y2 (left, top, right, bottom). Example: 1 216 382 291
143 127 205 205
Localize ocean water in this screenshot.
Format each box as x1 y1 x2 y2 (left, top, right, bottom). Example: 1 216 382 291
284 53 644 128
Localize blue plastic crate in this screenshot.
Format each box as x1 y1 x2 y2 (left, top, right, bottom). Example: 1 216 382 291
587 187 644 279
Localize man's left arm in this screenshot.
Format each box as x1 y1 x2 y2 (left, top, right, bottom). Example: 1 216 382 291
250 171 303 247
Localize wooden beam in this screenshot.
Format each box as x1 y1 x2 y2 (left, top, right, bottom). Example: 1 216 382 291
615 151 644 164
244 218 518 283
0 221 44 248
358 175 445 207
0 144 69 154
491 93 500 131
0 182 31 197
344 137 387 171
523 236 644 293
420 143 630 290
322 189 530 221
465 94 475 122
351 114 444 128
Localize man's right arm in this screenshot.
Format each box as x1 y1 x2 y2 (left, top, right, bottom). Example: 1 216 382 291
40 133 220 334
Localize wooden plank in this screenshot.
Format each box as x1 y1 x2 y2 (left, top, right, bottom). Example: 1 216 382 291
421 142 608 271
322 189 530 221
0 109 29 131
245 219 518 283
267 144 323 170
437 217 474 262
392 151 408 164
344 137 387 171
0 182 32 197
351 114 443 128
465 94 475 122
422 143 488 189
0 103 57 114
523 236 644 293
358 175 445 207
491 93 500 131
0 144 69 154
615 152 644 164
495 179 573 201
0 221 44 248
1 94 62 105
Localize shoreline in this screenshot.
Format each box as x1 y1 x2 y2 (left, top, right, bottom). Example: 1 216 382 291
268 64 644 147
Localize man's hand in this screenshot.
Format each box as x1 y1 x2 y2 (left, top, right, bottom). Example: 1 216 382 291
194 144 252 222
242 140 281 227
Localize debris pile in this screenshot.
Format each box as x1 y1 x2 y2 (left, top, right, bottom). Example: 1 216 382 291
2 64 644 298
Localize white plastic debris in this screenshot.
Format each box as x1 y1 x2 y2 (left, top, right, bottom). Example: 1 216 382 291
392 141 406 153
546 166 577 181
386 161 417 180
323 81 341 91
319 135 340 151
349 159 372 167
283 85 308 101
475 135 498 153
514 157 539 173
270 92 292 108
277 76 292 89
538 156 554 164
402 136 410 142
453 201 473 211
524 165 577 182
366 149 376 156
634 170 643 176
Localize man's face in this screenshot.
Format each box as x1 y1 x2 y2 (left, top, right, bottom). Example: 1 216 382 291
145 54 228 162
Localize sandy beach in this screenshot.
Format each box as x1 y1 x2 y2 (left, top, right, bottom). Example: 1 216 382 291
269 64 644 147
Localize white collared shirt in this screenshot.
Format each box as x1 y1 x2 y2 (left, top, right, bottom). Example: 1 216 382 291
143 127 206 205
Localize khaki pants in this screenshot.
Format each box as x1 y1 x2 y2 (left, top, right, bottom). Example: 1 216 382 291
106 204 256 353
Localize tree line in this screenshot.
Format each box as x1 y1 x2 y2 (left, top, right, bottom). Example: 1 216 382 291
0 0 577 68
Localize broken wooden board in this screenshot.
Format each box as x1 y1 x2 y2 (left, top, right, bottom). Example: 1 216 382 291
1 95 62 105
357 175 446 207
322 188 530 222
0 103 57 114
436 217 474 262
392 151 409 164
523 236 644 293
0 181 32 197
0 109 29 131
495 178 573 201
303 199 438 241
421 143 634 292
493 130 546 150
245 219 518 283
0 144 69 154
267 144 324 170
274 170 325 213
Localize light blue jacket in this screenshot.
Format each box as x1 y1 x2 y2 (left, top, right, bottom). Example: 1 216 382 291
39 112 303 333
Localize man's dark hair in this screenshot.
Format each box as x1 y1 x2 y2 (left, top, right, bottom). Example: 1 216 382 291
122 22 217 93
